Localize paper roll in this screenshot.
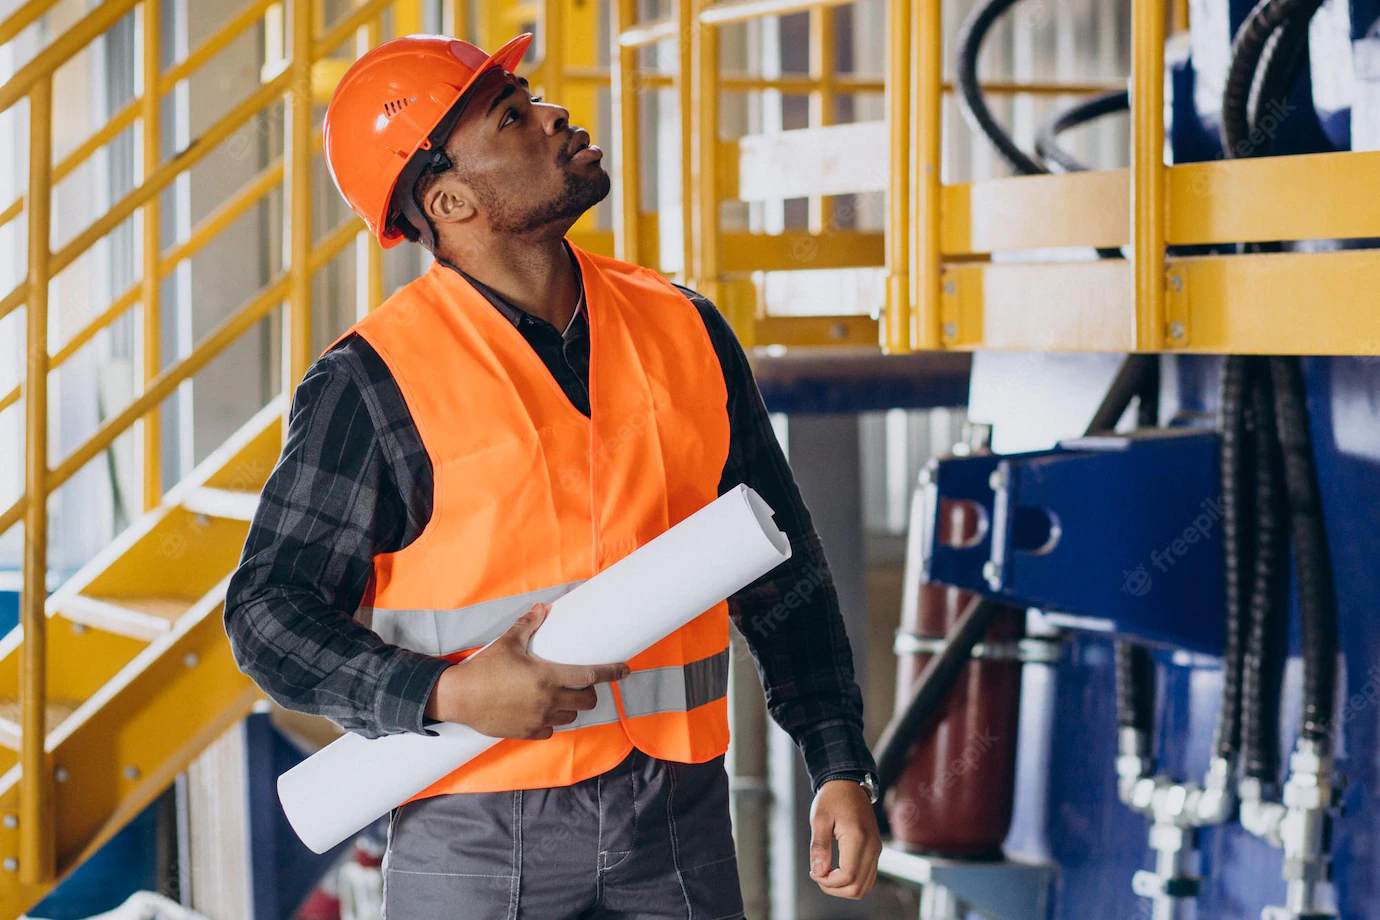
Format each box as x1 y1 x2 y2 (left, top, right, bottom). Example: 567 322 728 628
278 484 791 853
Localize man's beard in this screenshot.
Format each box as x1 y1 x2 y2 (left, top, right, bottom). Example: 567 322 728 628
474 158 612 236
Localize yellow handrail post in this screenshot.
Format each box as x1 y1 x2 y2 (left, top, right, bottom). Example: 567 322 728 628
448 0 468 40
542 0 566 108
610 0 642 265
807 3 835 233
1132 0 1166 350
678 0 695 285
141 0 163 510
912 0 941 351
692 0 731 334
20 75 55 888
287 0 314 387
357 6 384 317
884 0 911 352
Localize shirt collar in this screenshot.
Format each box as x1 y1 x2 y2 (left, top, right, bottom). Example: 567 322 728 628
436 243 586 335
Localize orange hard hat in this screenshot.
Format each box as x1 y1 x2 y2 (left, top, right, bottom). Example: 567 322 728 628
323 32 533 248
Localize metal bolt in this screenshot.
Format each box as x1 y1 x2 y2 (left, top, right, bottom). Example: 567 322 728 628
982 560 1002 586
942 322 958 339
124 765 141 781
1168 321 1186 340
2 858 16 872
829 322 847 340
183 653 199 668
53 767 69 783
71 622 88 634
1168 274 1184 293
943 280 956 296
988 468 1008 492
2 815 15 829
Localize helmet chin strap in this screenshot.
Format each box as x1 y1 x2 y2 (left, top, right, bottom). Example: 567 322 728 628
390 92 471 250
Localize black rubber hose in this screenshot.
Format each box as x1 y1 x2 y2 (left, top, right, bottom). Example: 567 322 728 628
1214 356 1253 763
1270 357 1338 743
1035 89 1131 174
955 0 1047 175
1222 0 1325 156
873 353 1160 807
1242 361 1286 779
1115 643 1157 735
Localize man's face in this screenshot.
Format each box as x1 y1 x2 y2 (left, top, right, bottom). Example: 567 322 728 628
427 69 611 237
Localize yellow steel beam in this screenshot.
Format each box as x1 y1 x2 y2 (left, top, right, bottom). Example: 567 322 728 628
753 314 880 347
1165 248 1380 354
142 0 163 512
288 0 314 388
941 170 1128 254
691 0 730 328
0 0 61 47
808 3 836 234
912 0 942 351
0 0 140 115
884 0 910 353
1131 0 1166 350
611 0 642 265
719 231 884 273
20 75 54 888
0 71 292 326
941 260 1135 352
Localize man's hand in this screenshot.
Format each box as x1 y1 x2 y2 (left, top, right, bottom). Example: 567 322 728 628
808 779 883 900
425 603 630 739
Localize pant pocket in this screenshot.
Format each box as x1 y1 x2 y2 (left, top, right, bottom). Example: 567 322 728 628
384 792 521 920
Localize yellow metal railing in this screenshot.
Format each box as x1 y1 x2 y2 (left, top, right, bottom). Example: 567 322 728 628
611 0 1132 353
0 0 445 887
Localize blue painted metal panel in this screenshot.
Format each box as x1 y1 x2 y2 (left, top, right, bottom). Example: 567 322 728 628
922 432 1225 654
29 800 162 919
999 357 1380 919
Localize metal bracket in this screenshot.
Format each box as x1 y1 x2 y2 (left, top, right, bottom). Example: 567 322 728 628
878 847 1056 920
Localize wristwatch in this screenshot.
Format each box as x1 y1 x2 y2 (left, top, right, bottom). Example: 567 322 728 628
827 771 880 804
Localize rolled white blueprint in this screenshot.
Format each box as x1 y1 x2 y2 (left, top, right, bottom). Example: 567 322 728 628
278 483 791 853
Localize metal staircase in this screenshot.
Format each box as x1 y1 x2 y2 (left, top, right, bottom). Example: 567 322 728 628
0 398 284 916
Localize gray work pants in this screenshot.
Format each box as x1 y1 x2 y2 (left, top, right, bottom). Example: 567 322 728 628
382 748 746 920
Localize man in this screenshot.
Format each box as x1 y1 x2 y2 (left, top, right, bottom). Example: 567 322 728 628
224 31 881 919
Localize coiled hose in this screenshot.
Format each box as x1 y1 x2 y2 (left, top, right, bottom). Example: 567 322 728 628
1035 89 1131 174
1242 360 1286 780
954 0 1047 175
1221 0 1325 156
1270 357 1337 743
1214 356 1254 765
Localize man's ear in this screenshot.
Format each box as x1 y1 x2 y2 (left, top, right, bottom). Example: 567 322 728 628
422 179 477 228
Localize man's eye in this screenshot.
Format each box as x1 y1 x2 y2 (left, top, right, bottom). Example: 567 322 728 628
502 106 519 127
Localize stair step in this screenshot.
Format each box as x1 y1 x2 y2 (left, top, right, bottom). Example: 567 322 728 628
0 697 79 750
180 486 260 522
56 595 193 641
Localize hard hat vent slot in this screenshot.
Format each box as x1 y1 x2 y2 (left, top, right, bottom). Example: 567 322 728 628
382 95 418 117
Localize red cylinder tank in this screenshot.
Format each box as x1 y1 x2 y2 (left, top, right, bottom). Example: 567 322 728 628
886 498 1025 859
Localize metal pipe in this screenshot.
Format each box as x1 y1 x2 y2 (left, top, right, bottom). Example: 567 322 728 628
1131 0 1166 350
611 0 642 265
20 74 54 887
288 0 313 388
141 0 162 511
884 0 911 352
912 0 942 350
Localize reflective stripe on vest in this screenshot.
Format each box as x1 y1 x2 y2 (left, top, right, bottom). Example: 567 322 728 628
364 584 730 728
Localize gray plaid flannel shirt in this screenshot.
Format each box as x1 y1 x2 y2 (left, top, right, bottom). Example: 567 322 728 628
223 261 875 792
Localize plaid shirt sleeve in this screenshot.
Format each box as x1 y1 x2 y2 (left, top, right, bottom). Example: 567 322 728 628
223 339 452 738
678 286 877 792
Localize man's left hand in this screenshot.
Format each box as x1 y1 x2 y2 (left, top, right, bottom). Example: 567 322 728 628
807 779 883 899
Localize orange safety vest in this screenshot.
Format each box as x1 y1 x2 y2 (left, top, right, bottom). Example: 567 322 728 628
324 243 733 799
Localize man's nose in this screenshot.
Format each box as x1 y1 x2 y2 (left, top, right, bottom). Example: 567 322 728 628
539 102 571 135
